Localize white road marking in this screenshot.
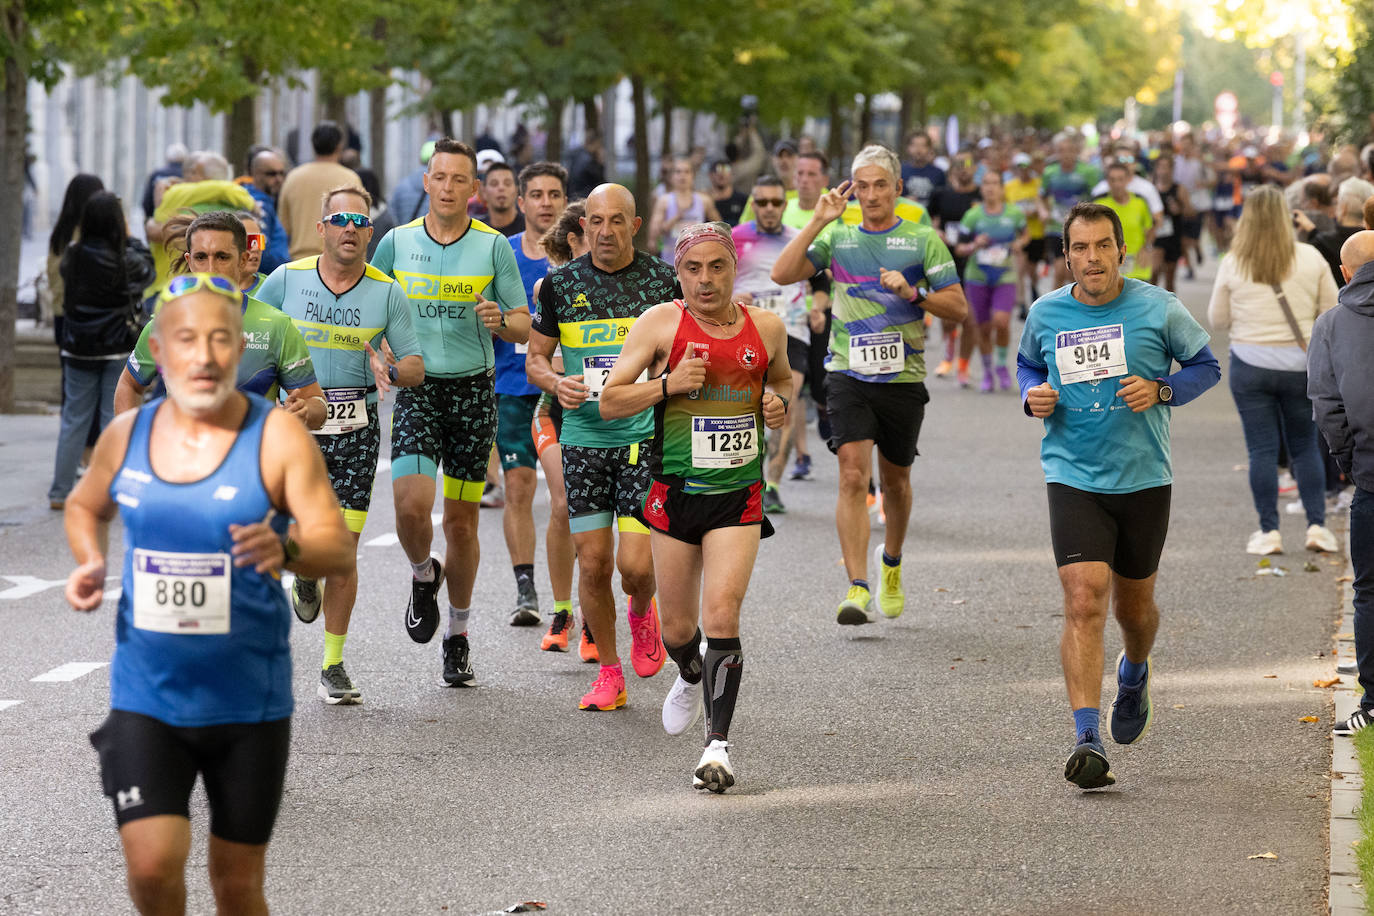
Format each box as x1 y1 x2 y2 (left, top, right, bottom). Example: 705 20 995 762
377 459 391 474
0 700 21 712
32 662 108 683
365 533 400 547
0 575 68 601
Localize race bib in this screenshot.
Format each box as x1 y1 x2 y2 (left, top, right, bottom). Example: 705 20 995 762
132 549 231 634
1156 216 1174 238
1018 199 1039 217
582 356 646 402
317 387 367 435
751 288 787 317
976 245 1011 268
1055 323 1127 385
944 224 961 245
515 340 529 355
690 415 759 468
849 331 905 375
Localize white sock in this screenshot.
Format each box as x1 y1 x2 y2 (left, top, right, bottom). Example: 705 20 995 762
411 558 434 581
448 604 470 637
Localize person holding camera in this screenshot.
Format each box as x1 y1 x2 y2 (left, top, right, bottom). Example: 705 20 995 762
48 191 154 509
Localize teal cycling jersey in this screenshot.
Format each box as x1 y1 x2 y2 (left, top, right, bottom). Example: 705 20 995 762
255 257 423 405
371 217 527 379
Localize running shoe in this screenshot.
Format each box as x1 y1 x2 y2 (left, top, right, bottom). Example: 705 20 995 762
789 454 813 481
662 674 703 736
318 663 362 705
873 546 904 619
405 558 444 644
957 368 971 388
441 633 475 687
762 483 786 515
479 481 505 508
292 575 322 624
1334 708 1374 737
511 578 541 626
817 411 832 443
1108 651 1153 745
837 585 874 625
541 609 573 652
693 740 735 793
933 359 954 378
1305 524 1338 553
628 597 666 678
1064 729 1115 789
579 666 627 710
980 373 994 393
1245 529 1282 556
996 365 1013 390
579 620 599 663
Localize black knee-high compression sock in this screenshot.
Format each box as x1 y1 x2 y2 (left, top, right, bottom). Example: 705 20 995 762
665 627 704 684
702 636 743 744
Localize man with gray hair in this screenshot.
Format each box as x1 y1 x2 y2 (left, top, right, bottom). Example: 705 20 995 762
1305 177 1374 289
772 144 969 625
1311 230 1374 736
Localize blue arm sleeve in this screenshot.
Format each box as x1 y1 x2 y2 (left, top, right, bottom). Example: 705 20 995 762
1017 352 1049 417
1162 344 1220 407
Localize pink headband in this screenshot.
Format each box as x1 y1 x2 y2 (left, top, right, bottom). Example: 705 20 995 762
674 221 736 266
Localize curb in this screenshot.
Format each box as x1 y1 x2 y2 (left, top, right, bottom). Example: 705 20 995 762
1333 562 1366 915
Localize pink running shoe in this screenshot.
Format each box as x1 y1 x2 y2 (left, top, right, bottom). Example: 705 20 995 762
579 664 627 710
627 597 666 678
996 365 1013 390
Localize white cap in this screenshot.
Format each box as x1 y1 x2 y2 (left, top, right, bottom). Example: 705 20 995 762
1012 152 1032 167
476 149 505 172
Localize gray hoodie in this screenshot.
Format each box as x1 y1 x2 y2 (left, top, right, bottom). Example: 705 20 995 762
1309 260 1374 490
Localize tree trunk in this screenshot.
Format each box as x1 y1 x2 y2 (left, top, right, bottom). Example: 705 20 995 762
0 4 28 412
630 75 651 244
439 108 454 139
322 82 347 127
581 96 601 137
659 92 674 161
859 93 873 147
827 94 844 181
898 86 914 144
369 18 388 179
227 94 257 180
544 95 566 164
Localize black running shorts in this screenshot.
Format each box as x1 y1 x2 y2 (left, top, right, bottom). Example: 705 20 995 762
825 372 929 467
561 439 654 534
90 710 291 845
786 336 810 380
643 479 775 545
1046 482 1172 579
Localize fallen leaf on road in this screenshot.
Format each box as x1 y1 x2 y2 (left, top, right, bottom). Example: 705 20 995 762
1300 715 1320 723
952 599 966 605
1304 561 1319 573
953 657 964 662
1339 575 1354 582
1263 674 1278 679
933 587 949 592
1247 852 1278 860
1257 557 1272 568
1315 677 1342 688
1173 704 1185 709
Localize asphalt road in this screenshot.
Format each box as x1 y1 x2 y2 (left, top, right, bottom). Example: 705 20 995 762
0 264 1339 915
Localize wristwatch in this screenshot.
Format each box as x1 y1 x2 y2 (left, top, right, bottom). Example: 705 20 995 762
1157 383 1174 405
388 364 399 384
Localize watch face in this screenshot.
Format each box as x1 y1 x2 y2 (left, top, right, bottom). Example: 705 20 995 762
1159 385 1172 402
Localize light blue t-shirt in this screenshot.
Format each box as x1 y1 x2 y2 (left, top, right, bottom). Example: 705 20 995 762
1017 278 1211 493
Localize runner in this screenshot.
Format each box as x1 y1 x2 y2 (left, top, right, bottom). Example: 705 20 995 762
1149 156 1189 293
525 183 677 709
649 158 722 265
255 185 425 704
787 151 836 479
599 221 792 791
956 170 1028 392
1040 135 1102 289
772 145 969 624
1005 152 1046 316
494 162 568 627
528 201 588 653
113 211 327 429
1094 162 1155 283
1017 201 1219 789
730 174 828 514
63 274 353 914
928 153 981 385
370 137 530 687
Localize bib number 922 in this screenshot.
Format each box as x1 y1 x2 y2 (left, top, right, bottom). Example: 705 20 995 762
327 401 358 422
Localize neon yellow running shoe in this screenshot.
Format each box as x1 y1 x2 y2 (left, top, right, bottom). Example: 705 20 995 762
875 546 904 618
837 585 874 625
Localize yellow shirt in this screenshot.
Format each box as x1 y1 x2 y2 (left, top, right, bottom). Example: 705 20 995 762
1005 178 1044 239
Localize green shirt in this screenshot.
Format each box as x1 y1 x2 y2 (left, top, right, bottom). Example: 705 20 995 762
254 257 422 405
127 294 317 400
371 217 527 379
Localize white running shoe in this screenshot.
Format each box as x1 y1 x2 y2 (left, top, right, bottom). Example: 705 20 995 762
1305 524 1339 553
1245 530 1282 556
662 674 703 736
693 740 735 793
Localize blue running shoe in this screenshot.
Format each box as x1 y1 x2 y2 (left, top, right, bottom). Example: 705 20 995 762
1109 650 1153 745
789 454 813 481
1064 729 1115 789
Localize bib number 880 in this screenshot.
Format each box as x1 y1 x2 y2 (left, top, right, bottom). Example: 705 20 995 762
155 579 206 608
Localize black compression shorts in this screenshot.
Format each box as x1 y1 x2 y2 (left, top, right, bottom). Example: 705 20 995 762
1046 483 1172 579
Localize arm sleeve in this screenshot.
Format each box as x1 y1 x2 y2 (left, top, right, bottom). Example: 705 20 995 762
1016 317 1049 415
1308 319 1353 470
531 273 561 338
383 282 422 360
809 272 832 295
273 313 319 391
490 241 527 312
370 229 395 276
1161 344 1220 407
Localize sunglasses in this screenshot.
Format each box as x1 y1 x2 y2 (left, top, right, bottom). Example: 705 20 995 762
753 198 786 208
260 169 286 179
324 212 372 228
245 233 266 252
155 273 241 308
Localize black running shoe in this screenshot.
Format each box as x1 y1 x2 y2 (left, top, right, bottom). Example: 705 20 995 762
1334 707 1374 737
510 578 541 626
405 558 444 644
441 633 475 686
1064 729 1115 790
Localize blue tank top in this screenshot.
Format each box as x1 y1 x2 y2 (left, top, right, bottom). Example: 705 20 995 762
493 232 546 397
109 394 293 727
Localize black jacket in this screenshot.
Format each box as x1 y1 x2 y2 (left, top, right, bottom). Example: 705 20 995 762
59 238 154 357
1310 260 1374 490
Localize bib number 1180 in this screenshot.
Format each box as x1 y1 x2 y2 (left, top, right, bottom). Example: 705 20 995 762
857 342 901 364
